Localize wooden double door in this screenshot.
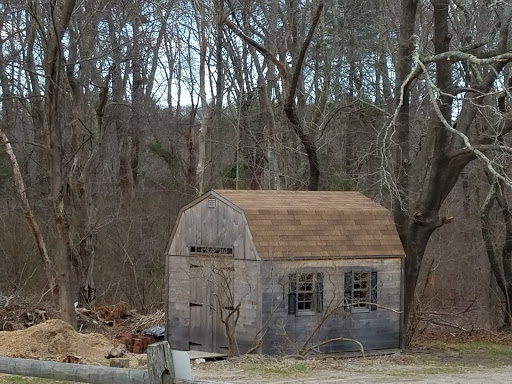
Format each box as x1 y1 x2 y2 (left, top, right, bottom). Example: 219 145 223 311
188 258 234 353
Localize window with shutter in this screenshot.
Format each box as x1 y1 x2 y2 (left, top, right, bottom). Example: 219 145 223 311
288 273 297 315
344 270 378 312
288 272 323 315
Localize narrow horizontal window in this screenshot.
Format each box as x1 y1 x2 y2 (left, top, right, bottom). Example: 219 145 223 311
189 245 234 256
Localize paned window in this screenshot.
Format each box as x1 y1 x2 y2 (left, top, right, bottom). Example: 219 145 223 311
288 272 323 314
344 270 378 311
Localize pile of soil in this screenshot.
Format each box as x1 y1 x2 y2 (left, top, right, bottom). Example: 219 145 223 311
0 319 115 364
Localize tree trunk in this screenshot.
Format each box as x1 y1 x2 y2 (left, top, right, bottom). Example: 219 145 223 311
194 0 209 196
393 0 512 336
481 179 512 328
0 130 56 295
44 0 78 328
128 3 143 195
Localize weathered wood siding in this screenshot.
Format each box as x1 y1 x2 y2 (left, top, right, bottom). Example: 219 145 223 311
167 196 259 261
260 258 402 355
167 192 403 355
233 259 262 354
167 256 261 354
167 195 261 353
166 255 190 350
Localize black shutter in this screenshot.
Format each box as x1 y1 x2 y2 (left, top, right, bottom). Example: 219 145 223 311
344 271 352 310
316 272 324 313
371 271 378 311
288 273 297 315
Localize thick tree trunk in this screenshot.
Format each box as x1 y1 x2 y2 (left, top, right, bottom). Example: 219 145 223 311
481 180 512 328
44 0 78 328
393 0 512 338
393 0 418 325
400 221 437 329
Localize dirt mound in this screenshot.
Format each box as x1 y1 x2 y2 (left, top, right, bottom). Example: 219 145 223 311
0 319 115 364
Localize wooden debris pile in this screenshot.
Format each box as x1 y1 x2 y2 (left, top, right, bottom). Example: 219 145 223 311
74 304 165 354
75 301 140 328
0 294 49 330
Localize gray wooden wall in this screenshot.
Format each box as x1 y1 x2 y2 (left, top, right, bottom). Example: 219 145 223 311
167 195 259 260
166 195 262 354
166 256 262 354
166 255 190 350
233 259 262 354
260 258 403 355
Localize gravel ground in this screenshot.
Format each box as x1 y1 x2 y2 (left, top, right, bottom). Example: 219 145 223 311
190 352 512 384
242 368 512 384
192 367 512 384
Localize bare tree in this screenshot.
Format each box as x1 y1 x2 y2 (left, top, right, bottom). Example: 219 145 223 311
387 0 512 333
224 1 324 190
44 0 78 327
481 176 512 327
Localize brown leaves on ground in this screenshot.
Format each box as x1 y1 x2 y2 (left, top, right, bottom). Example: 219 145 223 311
413 329 512 345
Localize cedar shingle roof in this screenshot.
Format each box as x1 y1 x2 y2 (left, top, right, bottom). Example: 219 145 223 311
213 190 405 259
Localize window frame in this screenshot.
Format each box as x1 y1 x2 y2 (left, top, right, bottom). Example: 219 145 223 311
189 245 234 257
344 270 378 313
288 272 323 315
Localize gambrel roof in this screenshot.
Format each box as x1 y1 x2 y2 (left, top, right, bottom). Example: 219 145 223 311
211 189 404 259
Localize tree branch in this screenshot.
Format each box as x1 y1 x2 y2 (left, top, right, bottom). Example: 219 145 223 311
417 56 512 189
0 129 56 295
223 18 288 78
286 1 324 103
423 50 512 65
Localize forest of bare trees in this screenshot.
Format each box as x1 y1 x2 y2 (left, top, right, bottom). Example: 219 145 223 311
1 0 512 338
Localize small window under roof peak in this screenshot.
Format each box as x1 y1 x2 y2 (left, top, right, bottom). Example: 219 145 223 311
208 197 217 208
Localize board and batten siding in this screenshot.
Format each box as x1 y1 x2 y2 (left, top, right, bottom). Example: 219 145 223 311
166 190 405 355
166 195 262 353
166 256 262 353
167 195 259 260
260 257 402 355
166 255 190 350
233 259 262 354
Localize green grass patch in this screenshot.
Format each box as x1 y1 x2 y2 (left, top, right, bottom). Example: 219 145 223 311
0 376 73 384
452 341 512 355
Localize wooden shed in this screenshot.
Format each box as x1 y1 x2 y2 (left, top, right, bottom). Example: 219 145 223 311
165 190 405 356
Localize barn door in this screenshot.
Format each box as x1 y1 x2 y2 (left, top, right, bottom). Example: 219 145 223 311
189 263 212 352
189 259 233 353
211 260 234 354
